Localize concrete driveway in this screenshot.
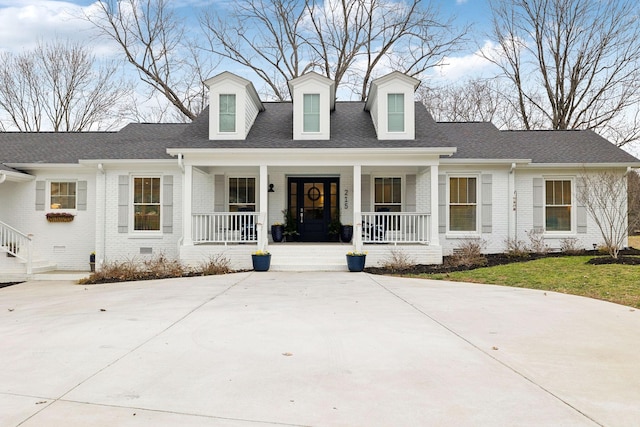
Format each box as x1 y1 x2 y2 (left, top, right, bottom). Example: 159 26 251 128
1 272 638 426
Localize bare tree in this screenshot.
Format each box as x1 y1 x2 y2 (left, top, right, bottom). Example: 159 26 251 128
85 0 216 121
201 0 468 101
577 170 640 259
0 40 130 132
483 0 640 146
419 77 548 130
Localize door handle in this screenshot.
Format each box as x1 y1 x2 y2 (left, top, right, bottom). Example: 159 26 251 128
300 207 304 223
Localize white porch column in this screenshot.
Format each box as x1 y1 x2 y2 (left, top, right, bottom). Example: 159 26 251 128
259 164 269 250
183 164 193 246
430 164 440 246
353 164 362 251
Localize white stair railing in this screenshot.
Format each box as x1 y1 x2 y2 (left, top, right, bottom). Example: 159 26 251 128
0 220 33 274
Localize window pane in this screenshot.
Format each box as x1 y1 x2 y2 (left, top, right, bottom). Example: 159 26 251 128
562 181 571 204
546 207 571 231
392 178 401 203
467 178 477 203
303 94 320 132
450 178 459 203
220 94 236 132
450 206 477 231
388 93 404 132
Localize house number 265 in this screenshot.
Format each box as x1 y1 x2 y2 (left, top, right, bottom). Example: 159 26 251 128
344 189 349 210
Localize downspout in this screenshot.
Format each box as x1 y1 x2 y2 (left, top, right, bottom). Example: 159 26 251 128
178 153 184 173
0 171 6 184
509 163 517 241
98 163 106 270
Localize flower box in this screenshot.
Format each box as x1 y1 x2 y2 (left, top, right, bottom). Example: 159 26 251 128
46 212 75 223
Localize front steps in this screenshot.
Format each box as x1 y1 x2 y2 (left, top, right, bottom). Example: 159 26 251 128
0 250 60 282
268 243 353 271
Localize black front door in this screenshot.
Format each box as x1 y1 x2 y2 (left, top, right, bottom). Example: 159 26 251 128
288 178 339 242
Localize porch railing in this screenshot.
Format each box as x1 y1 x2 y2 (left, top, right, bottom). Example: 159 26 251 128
192 212 262 244
361 212 430 244
0 220 33 274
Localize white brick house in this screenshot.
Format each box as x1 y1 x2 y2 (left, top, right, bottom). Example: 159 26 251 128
1 71 639 278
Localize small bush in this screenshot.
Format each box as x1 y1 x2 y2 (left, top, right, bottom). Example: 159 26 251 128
199 254 232 275
447 239 487 267
504 237 529 258
380 249 415 271
527 229 549 254
560 237 582 254
142 253 189 278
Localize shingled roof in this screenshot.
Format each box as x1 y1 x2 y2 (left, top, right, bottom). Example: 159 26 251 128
0 102 638 167
438 122 639 163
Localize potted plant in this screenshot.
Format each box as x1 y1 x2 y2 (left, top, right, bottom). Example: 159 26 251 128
252 249 271 271
340 224 354 243
282 209 299 242
271 222 284 243
89 251 96 272
346 251 367 272
328 217 341 242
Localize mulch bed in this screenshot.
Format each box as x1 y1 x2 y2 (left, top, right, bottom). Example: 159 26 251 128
365 248 640 275
0 282 22 289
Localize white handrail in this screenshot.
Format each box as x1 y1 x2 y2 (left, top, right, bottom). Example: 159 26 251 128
0 220 33 274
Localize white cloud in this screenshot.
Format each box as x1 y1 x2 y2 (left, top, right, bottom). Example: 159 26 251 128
0 1 117 56
427 40 502 83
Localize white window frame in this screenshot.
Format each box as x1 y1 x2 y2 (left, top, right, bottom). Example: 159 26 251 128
387 93 405 133
131 175 162 234
544 177 575 234
227 176 257 212
48 180 77 212
303 93 320 133
219 94 236 133
447 174 480 235
373 176 403 212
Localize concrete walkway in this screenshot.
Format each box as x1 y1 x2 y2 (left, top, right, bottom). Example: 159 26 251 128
1 272 638 426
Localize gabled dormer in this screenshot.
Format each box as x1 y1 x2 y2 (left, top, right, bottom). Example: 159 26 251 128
364 71 420 140
288 72 336 140
204 72 264 140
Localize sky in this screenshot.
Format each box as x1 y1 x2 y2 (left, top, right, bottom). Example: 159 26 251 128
0 0 496 83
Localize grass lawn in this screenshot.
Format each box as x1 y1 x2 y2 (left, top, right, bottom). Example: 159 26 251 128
412 256 640 309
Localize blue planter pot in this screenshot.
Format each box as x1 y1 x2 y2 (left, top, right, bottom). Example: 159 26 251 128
271 225 284 243
252 254 271 271
346 255 366 272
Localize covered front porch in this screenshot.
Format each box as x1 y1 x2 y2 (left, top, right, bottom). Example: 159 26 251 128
171 148 451 270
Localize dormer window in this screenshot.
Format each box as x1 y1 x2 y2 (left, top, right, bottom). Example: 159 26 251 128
219 94 236 133
388 94 404 132
288 72 335 140
204 72 264 140
365 71 420 140
303 94 320 133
